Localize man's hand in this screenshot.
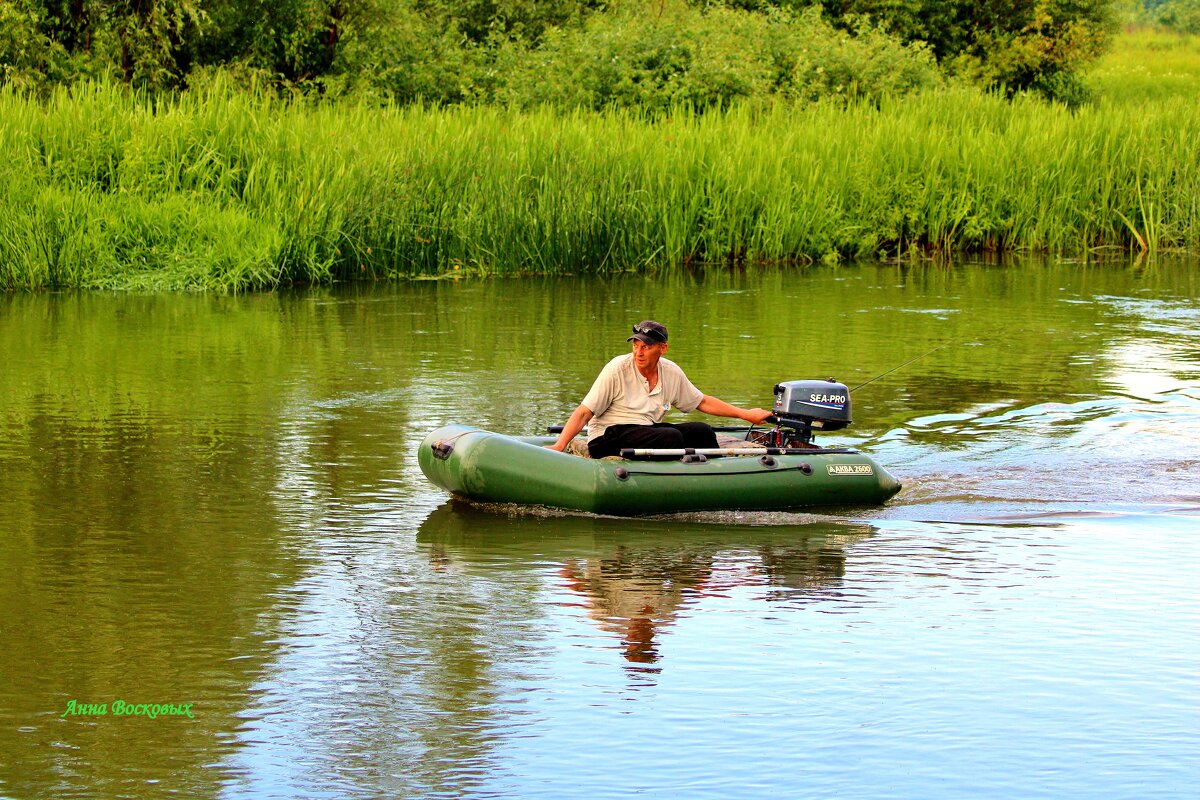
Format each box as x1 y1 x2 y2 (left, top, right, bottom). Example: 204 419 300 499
697 396 772 424
743 407 773 425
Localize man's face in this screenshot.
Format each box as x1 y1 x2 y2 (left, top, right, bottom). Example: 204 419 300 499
631 339 667 370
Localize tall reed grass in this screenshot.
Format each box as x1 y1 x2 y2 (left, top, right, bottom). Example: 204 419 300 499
2 76 1198 290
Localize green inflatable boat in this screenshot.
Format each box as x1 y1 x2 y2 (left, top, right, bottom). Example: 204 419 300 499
418 424 899 515
419 379 901 515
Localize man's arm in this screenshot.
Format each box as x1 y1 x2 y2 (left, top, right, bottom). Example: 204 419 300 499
546 404 595 451
697 395 772 424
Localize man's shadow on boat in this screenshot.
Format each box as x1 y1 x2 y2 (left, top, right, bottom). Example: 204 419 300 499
416 501 876 675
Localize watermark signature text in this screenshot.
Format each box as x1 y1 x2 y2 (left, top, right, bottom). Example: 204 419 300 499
61 699 195 719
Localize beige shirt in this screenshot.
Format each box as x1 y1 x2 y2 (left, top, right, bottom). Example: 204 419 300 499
582 354 705 442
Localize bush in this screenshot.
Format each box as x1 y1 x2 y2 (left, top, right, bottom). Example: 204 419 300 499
1156 0 1200 33
772 10 939 103
488 4 937 111
779 0 1117 105
329 6 480 104
0 1 73 91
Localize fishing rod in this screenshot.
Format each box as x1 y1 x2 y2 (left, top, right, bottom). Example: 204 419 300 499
759 339 967 448
850 342 955 393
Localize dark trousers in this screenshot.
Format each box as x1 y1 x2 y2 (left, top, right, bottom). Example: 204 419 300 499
588 422 718 459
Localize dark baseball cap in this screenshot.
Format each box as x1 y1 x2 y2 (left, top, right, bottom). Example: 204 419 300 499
627 320 668 345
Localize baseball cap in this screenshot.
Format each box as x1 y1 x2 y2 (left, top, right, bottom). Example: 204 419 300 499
627 320 668 345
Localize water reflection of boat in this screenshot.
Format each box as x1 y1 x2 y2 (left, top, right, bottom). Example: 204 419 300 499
418 424 901 515
416 502 874 669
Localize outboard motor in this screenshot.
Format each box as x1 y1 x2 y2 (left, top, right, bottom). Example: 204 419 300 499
770 379 851 446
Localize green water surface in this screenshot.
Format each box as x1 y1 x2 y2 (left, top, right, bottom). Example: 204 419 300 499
1 259 1197 799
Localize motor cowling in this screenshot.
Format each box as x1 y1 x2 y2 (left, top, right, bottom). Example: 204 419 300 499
772 379 852 432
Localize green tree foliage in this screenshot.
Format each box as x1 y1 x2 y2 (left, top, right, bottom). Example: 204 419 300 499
192 0 356 83
108 0 208 85
413 0 603 44
0 2 70 89
1154 0 1200 32
309 0 938 108
3 0 353 89
769 0 1118 103
325 0 480 103
0 0 1118 106
7 0 208 88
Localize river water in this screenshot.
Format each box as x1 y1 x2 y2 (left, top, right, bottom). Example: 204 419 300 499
1 259 1197 799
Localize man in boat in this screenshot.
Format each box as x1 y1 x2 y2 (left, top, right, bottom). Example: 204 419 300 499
547 320 772 458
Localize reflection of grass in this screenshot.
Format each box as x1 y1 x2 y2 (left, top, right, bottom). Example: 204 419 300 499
1087 26 1200 104
3 64 1200 291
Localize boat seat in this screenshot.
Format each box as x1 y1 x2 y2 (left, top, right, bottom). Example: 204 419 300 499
563 433 761 459
564 438 592 458
562 438 623 460
716 433 764 450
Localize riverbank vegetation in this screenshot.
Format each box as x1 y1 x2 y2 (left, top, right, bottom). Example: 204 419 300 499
1 3 1198 290
4 72 1197 291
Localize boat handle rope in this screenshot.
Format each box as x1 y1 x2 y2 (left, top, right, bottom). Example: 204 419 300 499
430 429 486 460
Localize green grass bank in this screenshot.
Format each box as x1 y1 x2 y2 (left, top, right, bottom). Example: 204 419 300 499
2 73 1199 291
1087 26 1200 103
